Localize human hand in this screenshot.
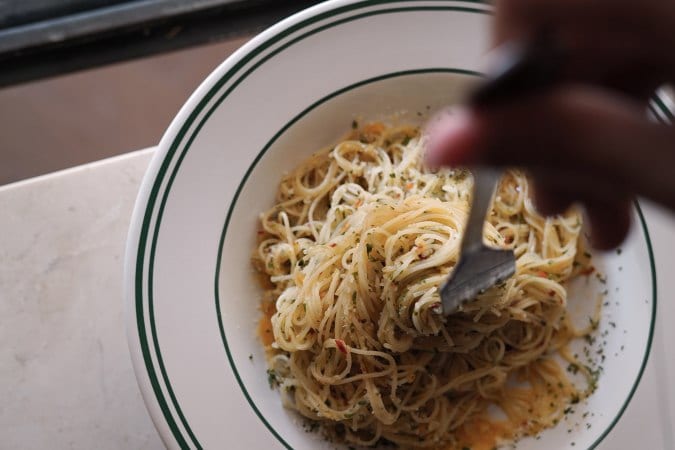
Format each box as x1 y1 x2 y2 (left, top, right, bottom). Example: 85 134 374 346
426 0 675 250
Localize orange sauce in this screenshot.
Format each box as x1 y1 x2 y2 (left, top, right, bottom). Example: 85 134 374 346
454 359 579 449
456 416 516 450
257 300 276 347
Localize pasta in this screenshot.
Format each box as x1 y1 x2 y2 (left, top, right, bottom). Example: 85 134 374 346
254 122 599 449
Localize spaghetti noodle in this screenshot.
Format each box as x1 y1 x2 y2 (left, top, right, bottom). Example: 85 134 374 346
254 123 598 449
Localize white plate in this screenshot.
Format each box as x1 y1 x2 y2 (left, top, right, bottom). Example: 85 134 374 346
125 1 666 448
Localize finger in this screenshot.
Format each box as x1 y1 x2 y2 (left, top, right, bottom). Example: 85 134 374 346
528 167 632 215
583 198 633 250
529 171 632 251
425 86 675 211
492 0 675 96
530 168 632 250
556 28 667 98
517 170 632 250
529 174 575 216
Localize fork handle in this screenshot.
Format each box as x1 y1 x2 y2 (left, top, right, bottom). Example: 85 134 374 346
461 169 501 251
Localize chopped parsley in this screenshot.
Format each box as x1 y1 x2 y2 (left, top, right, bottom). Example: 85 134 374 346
267 369 279 388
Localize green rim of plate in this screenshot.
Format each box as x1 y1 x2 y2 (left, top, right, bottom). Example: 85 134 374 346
132 1 665 449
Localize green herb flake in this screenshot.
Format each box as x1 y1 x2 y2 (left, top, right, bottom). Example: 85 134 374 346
267 369 278 388
588 317 599 330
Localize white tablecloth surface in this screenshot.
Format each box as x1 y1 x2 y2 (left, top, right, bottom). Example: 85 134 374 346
1 148 673 449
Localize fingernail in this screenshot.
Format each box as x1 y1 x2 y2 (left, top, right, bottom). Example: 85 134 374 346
425 108 477 167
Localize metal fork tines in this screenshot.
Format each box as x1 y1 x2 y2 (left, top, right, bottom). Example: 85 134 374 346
439 169 516 315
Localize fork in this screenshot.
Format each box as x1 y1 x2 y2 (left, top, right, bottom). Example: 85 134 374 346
436 30 561 315
439 169 516 315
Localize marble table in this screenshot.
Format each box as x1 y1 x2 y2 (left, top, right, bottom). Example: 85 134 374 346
1 148 674 449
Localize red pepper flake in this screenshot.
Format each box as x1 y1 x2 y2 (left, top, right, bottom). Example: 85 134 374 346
537 270 547 278
580 266 595 276
405 182 414 190
335 339 348 355
329 243 337 248
548 290 556 297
